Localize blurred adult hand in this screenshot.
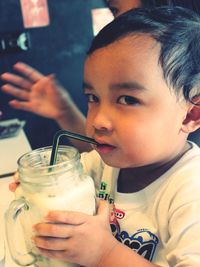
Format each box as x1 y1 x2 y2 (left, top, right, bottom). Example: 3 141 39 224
1 62 90 152
1 62 76 120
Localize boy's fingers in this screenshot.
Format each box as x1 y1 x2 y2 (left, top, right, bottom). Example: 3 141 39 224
45 210 88 225
46 201 111 225
34 223 72 238
9 182 19 192
36 248 65 261
34 235 69 251
97 199 112 222
13 171 19 182
97 199 110 214
9 172 20 192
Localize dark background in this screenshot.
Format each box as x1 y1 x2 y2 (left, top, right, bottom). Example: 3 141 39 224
0 0 106 149
0 0 200 148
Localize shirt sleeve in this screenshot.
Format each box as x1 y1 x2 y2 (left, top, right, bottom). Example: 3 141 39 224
165 165 200 266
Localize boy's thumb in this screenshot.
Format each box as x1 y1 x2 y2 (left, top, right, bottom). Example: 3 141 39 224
97 199 112 221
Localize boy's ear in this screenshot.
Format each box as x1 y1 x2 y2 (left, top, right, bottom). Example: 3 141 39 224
182 96 200 133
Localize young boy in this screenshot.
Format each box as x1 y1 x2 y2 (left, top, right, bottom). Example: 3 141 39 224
32 6 200 267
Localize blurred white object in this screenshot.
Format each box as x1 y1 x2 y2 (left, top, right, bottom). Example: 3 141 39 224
91 8 114 36
0 123 31 267
0 220 5 267
0 119 31 177
0 178 12 267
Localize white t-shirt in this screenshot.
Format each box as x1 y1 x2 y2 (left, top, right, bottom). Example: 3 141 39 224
81 142 200 267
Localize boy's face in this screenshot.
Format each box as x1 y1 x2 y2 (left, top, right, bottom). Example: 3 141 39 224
84 35 189 169
107 0 142 17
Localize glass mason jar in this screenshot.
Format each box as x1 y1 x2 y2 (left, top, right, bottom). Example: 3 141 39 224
5 146 96 267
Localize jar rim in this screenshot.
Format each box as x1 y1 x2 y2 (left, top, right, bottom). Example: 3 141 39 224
17 145 80 174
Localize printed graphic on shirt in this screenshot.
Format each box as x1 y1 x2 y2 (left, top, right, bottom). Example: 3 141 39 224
98 182 159 261
98 181 114 203
110 206 159 262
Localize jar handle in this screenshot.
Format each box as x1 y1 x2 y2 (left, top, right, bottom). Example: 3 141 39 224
5 198 37 266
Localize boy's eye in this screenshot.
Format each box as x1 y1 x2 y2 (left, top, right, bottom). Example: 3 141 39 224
117 95 140 105
85 94 99 103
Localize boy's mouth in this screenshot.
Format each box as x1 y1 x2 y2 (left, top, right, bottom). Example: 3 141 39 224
95 143 116 154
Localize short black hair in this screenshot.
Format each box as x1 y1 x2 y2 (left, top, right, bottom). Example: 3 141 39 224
166 0 200 14
87 7 200 102
141 0 168 8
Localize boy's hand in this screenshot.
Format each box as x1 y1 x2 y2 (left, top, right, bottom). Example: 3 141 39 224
9 172 20 192
33 200 118 267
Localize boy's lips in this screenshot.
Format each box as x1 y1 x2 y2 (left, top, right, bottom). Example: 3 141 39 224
94 139 116 154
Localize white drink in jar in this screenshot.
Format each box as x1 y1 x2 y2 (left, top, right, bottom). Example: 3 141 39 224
5 146 96 267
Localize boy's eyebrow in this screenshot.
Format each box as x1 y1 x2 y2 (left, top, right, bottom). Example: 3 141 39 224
83 81 147 91
83 82 93 90
110 82 147 91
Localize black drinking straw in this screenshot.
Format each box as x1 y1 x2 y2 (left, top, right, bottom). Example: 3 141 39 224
49 130 99 165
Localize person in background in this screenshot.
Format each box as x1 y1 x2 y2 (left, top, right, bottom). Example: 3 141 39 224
106 0 200 17
31 6 200 266
106 0 167 17
1 0 200 152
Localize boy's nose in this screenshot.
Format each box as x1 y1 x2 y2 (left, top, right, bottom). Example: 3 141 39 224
92 107 113 132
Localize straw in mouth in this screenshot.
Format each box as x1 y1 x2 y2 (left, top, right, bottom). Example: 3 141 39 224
49 130 99 165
